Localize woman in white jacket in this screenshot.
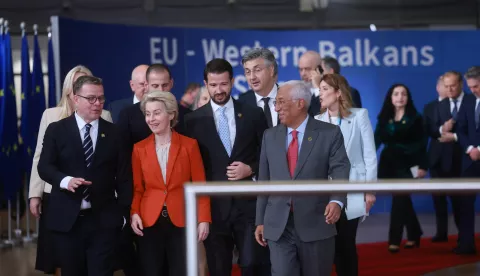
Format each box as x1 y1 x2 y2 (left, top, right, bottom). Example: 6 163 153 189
313 73 377 276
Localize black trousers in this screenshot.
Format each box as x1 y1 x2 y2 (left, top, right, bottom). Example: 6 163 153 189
388 194 423 245
334 211 360 276
52 210 119 276
204 205 271 276
114 224 138 276
137 208 186 276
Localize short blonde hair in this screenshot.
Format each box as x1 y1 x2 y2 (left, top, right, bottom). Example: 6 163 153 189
57 65 93 119
319 74 353 118
140 91 179 127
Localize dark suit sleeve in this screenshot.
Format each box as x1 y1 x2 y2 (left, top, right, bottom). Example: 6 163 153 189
250 107 268 177
425 102 442 139
114 128 133 218
456 102 471 152
410 115 429 170
328 127 349 204
255 130 270 226
117 107 133 152
374 122 384 150
37 123 68 188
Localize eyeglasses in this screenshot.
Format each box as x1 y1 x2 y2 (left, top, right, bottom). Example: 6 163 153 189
77 94 106 104
273 99 298 107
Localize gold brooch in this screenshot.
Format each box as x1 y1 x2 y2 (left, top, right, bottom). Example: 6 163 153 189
308 137 312 141
402 120 406 124
101 133 105 138
238 113 242 118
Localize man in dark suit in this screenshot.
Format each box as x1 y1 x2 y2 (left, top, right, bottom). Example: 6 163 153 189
238 48 279 128
424 76 449 242
450 66 480 255
435 71 476 254
184 59 270 276
255 80 349 276
37 76 132 276
117 64 191 150
298 51 323 116
107 64 148 123
321 56 362 108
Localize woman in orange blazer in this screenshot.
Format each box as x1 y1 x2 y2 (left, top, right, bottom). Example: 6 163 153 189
130 91 211 276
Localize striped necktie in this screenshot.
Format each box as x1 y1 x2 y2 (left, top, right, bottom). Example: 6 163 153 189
83 123 93 201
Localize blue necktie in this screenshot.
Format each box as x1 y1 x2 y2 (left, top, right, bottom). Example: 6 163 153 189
83 123 93 201
476 101 480 129
451 99 458 120
217 106 231 156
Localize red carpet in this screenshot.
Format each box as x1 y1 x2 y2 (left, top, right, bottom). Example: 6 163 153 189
231 234 480 275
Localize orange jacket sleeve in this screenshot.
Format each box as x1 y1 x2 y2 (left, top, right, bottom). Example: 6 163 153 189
189 140 211 223
131 145 144 217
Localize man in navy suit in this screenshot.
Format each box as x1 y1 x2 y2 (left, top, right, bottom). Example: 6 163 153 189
437 71 476 254
238 48 279 128
298 51 323 116
451 66 480 255
107 64 148 123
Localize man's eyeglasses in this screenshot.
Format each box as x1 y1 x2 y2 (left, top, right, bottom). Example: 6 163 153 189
77 95 106 104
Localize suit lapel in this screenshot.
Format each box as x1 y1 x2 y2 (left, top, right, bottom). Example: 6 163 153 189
231 101 244 157
294 118 318 179
66 115 86 167
145 135 165 186
275 125 290 177
166 132 180 186
90 119 107 168
340 113 354 148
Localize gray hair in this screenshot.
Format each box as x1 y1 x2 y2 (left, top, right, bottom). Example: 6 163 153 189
464 66 480 80
242 48 278 76
281 80 311 109
140 90 179 127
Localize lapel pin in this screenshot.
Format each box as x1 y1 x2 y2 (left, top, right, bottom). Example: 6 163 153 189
238 113 242 118
101 133 105 138
308 137 312 141
402 120 406 124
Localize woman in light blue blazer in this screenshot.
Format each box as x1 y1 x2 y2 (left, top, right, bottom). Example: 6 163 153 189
313 73 377 276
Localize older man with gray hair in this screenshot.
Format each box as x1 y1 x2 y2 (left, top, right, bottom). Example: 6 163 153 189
239 48 279 128
254 80 350 276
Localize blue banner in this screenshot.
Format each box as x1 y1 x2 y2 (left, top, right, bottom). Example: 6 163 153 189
56 17 480 213
0 31 22 200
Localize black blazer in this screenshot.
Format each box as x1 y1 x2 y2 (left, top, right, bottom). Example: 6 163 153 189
38 115 132 232
107 97 132 123
423 99 443 171
184 99 268 222
431 93 476 173
117 102 191 150
350 86 362 109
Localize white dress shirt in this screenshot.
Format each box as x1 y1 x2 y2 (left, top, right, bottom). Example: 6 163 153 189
254 84 278 127
286 116 344 209
439 92 465 140
210 97 236 147
60 113 99 210
133 95 140 104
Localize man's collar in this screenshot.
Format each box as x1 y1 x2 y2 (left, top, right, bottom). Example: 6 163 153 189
74 112 99 130
287 115 309 134
133 95 140 104
210 96 234 113
254 84 277 103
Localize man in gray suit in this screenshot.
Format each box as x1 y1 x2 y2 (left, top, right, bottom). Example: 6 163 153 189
255 80 350 276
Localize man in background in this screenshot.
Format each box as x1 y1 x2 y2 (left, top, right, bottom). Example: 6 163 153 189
108 64 148 123
298 51 322 116
180 82 201 109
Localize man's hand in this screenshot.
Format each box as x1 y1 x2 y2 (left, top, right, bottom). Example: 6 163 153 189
442 119 455 133
67 178 92 193
439 132 455 143
311 67 322 89
324 202 341 224
469 148 480 161
255 225 267 247
365 193 376 213
30 197 42 218
226 162 252 181
417 169 427 178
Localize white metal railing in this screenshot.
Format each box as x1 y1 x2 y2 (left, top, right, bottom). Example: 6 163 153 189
184 179 480 276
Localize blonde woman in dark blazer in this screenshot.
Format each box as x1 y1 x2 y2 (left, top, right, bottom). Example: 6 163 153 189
28 65 112 275
314 73 377 276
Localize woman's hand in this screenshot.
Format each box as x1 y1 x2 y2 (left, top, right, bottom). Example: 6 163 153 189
417 169 427 178
131 214 144 236
197 222 210 242
311 67 322 89
365 193 376 213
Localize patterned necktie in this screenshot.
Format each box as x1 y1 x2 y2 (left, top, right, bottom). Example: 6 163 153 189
476 101 480 129
287 130 298 178
262 97 273 128
217 106 232 156
451 99 458 120
83 123 93 201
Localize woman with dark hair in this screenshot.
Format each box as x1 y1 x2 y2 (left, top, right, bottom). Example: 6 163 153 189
375 84 428 253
